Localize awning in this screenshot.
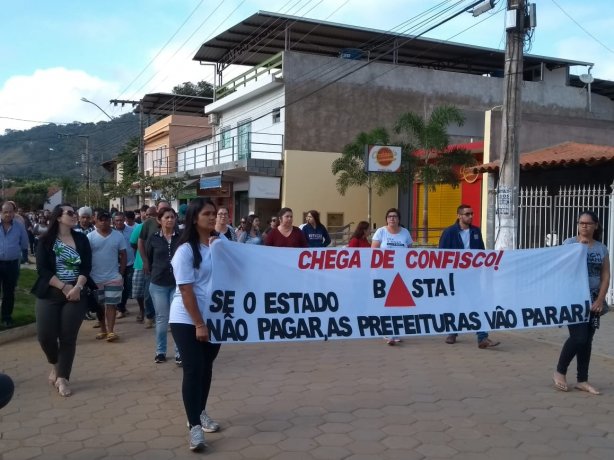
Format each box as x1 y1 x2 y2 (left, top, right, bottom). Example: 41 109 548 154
474 142 614 173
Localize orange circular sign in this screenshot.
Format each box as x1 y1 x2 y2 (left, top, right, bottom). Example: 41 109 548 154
374 147 394 167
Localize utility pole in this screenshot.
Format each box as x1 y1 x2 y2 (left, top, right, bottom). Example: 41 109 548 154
110 98 143 205
495 0 528 250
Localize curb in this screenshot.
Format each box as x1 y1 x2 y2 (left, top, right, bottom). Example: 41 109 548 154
0 323 37 345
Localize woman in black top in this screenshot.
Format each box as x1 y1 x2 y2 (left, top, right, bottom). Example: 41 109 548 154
32 204 94 397
146 207 182 364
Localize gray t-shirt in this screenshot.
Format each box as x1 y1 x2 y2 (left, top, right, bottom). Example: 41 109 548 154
563 237 609 294
87 229 127 284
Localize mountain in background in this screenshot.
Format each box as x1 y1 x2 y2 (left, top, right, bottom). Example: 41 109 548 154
0 113 139 181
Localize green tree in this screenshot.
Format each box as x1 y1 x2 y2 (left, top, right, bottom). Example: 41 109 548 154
172 81 214 98
394 105 475 244
14 183 50 210
331 127 415 225
57 176 78 205
116 137 139 180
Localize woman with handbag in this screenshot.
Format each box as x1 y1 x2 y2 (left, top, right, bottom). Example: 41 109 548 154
553 211 610 395
32 204 94 397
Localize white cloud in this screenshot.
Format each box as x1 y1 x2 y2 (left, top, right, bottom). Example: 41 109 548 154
0 67 120 134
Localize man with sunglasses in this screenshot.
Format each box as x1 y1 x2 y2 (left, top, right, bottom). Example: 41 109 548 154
439 204 500 349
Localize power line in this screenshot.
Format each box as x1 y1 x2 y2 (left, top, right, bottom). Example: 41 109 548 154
551 0 614 55
116 0 207 100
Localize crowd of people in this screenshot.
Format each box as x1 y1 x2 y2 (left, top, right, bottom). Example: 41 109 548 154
0 198 610 451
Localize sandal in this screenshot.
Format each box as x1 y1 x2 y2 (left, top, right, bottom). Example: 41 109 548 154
553 372 568 392
95 332 108 340
55 377 72 397
106 332 119 342
575 382 601 395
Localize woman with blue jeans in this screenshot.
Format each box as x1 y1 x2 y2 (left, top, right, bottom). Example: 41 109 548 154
146 207 181 364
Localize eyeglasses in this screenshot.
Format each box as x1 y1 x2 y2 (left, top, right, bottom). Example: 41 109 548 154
462 212 474 216
63 210 76 217
578 221 596 226
387 215 399 219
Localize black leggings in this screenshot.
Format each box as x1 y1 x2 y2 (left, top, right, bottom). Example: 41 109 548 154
556 318 597 382
36 288 87 380
171 323 221 427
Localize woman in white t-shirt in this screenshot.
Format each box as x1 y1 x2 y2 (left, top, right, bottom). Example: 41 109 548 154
371 207 413 345
169 198 221 452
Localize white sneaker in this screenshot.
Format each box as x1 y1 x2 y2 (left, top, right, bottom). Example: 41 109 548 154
200 411 220 433
189 425 205 451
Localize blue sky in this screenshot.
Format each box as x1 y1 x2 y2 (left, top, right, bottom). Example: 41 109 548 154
1 0 612 133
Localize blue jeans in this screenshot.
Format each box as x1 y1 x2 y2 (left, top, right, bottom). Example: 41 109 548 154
149 282 178 357
143 274 155 320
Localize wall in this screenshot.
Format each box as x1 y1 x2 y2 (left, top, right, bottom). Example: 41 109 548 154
283 150 398 233
282 51 614 153
487 111 614 161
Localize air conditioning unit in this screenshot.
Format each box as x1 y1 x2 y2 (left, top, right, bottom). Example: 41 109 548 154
208 113 219 125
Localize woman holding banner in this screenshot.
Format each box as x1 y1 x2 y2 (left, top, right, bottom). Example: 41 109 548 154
553 211 610 395
348 221 371 248
372 208 412 345
169 198 222 452
265 207 308 248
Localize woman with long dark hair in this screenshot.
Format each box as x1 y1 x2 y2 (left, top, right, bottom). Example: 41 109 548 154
553 211 610 395
169 198 222 451
237 214 263 245
348 221 371 248
302 209 331 247
31 204 93 397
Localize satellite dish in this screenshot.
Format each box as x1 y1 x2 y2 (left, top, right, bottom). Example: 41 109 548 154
579 74 594 84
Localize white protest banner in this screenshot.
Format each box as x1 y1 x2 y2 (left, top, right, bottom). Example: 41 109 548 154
208 242 591 343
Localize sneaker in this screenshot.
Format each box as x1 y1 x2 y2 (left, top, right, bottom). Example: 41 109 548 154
144 318 154 329
200 411 220 433
189 425 205 451
84 312 95 321
154 354 166 364
175 355 183 367
384 337 395 346
116 311 126 319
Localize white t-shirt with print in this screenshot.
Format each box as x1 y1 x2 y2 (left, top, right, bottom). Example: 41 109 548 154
372 226 413 248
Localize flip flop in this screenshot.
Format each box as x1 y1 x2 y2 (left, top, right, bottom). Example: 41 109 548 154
553 373 568 392
575 382 601 395
95 332 108 340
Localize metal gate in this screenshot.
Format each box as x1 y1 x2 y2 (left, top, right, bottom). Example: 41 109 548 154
518 183 614 302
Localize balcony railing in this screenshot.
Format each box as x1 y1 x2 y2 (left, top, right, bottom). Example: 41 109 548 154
175 132 283 173
215 52 283 99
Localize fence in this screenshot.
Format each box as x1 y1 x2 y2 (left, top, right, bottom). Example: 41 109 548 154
518 183 614 303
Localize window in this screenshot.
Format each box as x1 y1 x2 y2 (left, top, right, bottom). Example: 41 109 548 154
220 127 231 149
327 213 344 232
272 108 281 124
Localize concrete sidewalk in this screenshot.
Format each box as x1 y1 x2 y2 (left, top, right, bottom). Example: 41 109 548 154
1 312 614 459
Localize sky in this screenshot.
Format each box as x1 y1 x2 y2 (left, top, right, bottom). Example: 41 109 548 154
1 0 613 134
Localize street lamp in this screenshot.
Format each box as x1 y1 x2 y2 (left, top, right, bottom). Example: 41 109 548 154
80 97 113 121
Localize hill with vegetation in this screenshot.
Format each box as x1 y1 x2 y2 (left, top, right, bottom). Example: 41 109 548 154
0 113 139 181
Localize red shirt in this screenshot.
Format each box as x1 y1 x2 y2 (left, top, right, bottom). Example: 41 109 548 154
348 237 370 248
265 227 308 248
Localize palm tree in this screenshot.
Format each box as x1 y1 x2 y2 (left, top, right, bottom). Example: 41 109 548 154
331 127 414 226
394 105 475 244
